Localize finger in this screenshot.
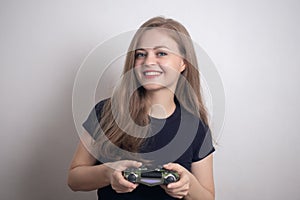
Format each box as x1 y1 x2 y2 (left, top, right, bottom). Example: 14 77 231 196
167 177 189 189
166 186 189 194
113 182 136 193
117 183 140 193
115 188 134 193
165 190 186 199
115 172 137 188
160 185 167 190
161 184 181 197
123 160 143 167
163 163 183 173
118 160 143 171
163 182 188 198
165 188 188 199
106 160 143 171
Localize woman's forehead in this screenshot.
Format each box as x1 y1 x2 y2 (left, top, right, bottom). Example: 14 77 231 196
136 29 180 53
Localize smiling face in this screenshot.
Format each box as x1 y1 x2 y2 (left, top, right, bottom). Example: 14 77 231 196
134 28 186 92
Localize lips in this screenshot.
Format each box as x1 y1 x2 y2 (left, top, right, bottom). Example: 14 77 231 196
142 70 163 78
143 71 162 76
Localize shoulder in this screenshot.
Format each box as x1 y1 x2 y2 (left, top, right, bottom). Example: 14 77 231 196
93 98 110 121
82 98 110 135
94 98 110 112
180 106 213 153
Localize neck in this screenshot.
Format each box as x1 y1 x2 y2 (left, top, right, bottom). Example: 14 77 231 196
146 89 176 119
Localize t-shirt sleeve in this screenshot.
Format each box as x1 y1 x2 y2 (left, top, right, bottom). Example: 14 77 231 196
82 100 109 165
82 99 107 139
192 122 215 162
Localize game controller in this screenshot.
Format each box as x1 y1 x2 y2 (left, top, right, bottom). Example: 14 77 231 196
123 166 179 187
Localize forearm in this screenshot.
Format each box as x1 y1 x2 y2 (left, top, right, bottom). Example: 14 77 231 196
68 164 111 191
184 174 214 200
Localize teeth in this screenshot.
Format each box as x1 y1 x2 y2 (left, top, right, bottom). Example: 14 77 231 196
144 71 161 76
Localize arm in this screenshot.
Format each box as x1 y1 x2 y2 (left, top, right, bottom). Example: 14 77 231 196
186 154 215 200
162 154 215 200
67 141 111 191
67 137 142 192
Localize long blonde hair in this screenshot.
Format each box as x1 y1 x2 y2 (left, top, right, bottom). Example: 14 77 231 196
93 16 209 161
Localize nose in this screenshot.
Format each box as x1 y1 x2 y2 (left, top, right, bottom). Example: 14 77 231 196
144 52 157 67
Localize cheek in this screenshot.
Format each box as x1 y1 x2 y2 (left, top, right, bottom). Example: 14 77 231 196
163 61 181 72
133 66 143 79
134 59 144 67
173 59 185 71
133 65 140 73
161 56 182 68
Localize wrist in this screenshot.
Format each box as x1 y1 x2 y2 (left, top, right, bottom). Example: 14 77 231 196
184 172 197 199
98 163 114 185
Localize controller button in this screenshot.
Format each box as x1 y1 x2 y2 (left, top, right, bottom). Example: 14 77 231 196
165 174 176 184
127 173 137 183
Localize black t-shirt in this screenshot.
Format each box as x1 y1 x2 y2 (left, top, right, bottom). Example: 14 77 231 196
83 98 215 200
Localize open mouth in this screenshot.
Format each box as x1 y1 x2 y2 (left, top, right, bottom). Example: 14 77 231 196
143 71 163 78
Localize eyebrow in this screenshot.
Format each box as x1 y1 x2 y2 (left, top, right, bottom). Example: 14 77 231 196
135 46 171 51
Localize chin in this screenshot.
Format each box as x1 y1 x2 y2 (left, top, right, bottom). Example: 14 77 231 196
142 84 164 91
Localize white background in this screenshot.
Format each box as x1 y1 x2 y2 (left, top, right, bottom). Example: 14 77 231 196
1 0 299 199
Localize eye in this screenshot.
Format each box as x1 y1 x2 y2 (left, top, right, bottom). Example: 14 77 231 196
135 52 146 58
157 52 167 57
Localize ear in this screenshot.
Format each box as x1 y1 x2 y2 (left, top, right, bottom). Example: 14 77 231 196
179 60 186 72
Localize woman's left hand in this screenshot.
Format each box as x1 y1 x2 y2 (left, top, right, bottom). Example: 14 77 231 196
160 163 191 199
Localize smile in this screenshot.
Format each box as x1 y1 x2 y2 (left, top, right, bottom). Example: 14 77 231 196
143 71 162 76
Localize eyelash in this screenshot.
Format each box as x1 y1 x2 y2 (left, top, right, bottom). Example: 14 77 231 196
157 52 167 56
135 52 168 58
135 52 146 58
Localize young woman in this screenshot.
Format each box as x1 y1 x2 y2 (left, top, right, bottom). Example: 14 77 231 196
68 16 215 200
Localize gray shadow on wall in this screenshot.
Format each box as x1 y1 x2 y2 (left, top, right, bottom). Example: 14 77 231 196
15 35 123 200
17 74 97 200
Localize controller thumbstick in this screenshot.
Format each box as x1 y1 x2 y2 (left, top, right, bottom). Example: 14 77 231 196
127 173 137 183
165 174 176 184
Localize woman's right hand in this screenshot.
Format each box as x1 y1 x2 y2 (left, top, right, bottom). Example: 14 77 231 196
106 160 142 193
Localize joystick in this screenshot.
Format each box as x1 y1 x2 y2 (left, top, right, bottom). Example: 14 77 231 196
123 166 179 187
